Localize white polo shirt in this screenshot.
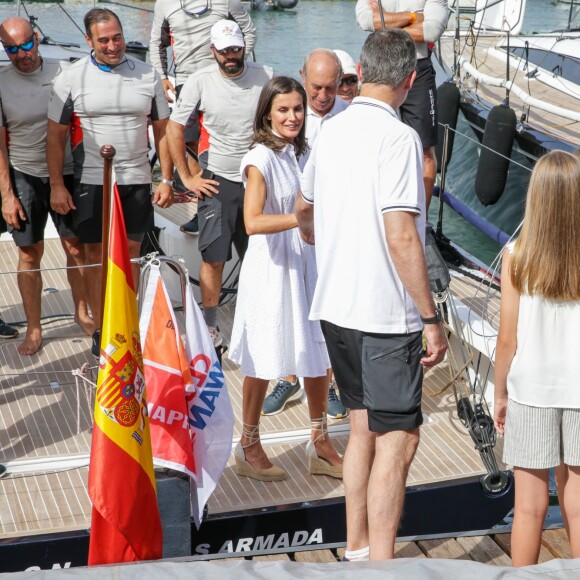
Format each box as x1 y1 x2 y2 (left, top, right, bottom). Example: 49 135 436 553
302 96 426 334
305 97 349 148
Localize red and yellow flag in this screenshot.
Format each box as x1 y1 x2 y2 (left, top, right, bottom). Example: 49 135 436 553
88 184 162 565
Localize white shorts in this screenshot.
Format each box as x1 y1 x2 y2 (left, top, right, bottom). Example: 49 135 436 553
503 398 580 469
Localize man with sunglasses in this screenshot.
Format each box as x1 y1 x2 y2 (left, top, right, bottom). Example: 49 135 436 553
167 19 272 347
0 16 92 355
334 50 360 104
150 0 256 103
47 8 173 358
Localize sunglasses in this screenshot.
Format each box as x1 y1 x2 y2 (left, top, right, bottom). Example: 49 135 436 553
340 76 358 87
2 35 35 55
214 46 243 56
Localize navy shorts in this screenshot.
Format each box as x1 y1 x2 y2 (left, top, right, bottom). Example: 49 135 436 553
9 168 77 247
321 321 424 433
197 170 248 263
72 182 153 244
400 56 438 149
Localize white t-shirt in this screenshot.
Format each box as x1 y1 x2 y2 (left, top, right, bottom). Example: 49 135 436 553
302 96 426 334
505 244 580 408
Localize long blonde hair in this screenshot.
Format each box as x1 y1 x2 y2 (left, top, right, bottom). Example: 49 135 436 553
510 150 580 300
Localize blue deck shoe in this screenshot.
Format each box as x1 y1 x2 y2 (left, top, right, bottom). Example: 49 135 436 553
0 464 6 479
0 318 18 339
327 382 348 420
261 379 301 415
180 214 199 236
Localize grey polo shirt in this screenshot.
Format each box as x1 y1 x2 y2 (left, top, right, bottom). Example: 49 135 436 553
48 55 170 185
171 61 273 182
0 57 73 177
149 0 257 87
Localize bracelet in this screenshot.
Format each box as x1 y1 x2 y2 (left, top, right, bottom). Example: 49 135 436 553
409 11 416 25
160 178 174 187
420 311 441 325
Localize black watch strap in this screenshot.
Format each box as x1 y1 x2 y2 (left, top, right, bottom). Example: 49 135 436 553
421 311 441 325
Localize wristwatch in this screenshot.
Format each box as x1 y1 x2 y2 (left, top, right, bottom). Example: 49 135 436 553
160 178 174 187
421 311 441 325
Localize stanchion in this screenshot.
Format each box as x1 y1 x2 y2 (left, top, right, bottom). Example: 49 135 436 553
99 145 116 330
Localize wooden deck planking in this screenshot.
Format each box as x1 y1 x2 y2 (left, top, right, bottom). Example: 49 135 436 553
0 239 504 546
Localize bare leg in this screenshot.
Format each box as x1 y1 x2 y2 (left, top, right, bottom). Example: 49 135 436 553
83 243 102 328
423 146 436 212
555 463 570 539
344 408 375 552
280 375 298 383
303 375 342 465
562 465 580 558
16 243 44 355
240 377 273 469
199 260 225 309
511 467 549 566
60 237 93 336
368 428 420 560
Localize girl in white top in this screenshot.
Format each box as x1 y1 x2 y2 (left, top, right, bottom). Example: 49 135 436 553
230 76 342 482
494 150 580 566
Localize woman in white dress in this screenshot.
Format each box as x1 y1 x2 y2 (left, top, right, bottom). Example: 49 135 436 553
229 76 342 482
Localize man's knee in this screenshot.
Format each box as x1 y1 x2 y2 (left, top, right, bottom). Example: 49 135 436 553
84 243 102 264
18 244 43 268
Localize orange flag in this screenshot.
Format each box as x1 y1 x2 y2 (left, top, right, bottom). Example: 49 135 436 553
88 184 163 565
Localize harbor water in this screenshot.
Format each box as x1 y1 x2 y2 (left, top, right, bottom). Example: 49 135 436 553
0 0 576 265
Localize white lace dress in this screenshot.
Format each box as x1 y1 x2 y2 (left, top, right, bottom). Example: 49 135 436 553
229 143 330 379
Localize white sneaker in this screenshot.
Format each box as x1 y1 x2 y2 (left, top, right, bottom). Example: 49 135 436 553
208 326 223 348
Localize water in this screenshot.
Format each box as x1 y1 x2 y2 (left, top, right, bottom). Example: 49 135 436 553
1 0 575 265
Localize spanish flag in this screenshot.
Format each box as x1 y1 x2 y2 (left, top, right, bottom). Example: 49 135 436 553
88 185 163 565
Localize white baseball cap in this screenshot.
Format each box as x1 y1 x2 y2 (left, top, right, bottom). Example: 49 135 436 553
333 49 357 77
210 20 245 51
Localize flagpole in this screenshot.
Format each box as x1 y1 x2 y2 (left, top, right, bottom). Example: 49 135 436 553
99 145 116 330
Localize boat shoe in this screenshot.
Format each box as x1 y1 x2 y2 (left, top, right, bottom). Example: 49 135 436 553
0 318 18 339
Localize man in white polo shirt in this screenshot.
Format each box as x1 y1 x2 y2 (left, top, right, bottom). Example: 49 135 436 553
300 48 349 146
167 20 273 347
297 29 447 560
47 8 173 357
0 16 91 355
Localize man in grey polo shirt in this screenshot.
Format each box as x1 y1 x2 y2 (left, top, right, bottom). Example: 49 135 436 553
297 29 447 560
47 8 173 357
0 16 91 355
167 19 272 347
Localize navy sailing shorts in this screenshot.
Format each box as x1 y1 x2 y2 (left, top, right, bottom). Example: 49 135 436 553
197 170 248 264
321 321 424 433
9 169 77 247
400 56 438 149
72 182 153 244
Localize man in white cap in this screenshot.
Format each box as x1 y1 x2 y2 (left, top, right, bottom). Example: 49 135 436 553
167 19 273 347
333 49 360 103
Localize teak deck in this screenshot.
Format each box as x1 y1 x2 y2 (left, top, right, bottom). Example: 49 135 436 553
0 221 567 566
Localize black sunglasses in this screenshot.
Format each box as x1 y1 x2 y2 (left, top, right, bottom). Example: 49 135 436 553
2 34 35 55
340 76 358 87
214 46 243 56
